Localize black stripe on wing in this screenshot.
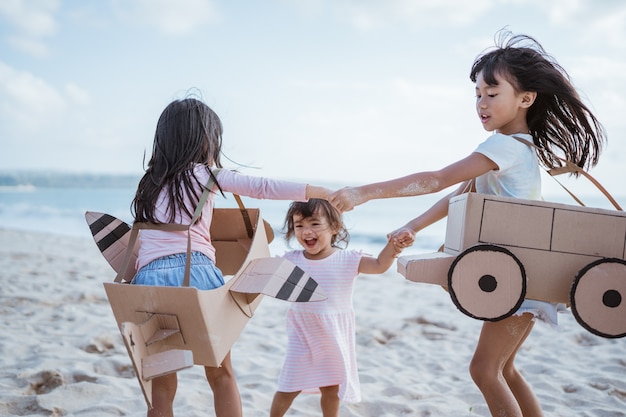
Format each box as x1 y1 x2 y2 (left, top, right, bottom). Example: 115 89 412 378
295 278 318 302
90 214 131 253
276 267 305 301
89 213 116 235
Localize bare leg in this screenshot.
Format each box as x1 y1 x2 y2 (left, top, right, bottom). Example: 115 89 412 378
148 373 177 417
270 391 300 417
469 313 543 417
503 320 544 417
204 352 242 417
319 385 340 417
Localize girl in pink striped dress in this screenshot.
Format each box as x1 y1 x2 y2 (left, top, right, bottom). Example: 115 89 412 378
269 199 406 417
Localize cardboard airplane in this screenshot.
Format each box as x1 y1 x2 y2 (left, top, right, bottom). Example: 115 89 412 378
86 207 327 408
397 192 626 339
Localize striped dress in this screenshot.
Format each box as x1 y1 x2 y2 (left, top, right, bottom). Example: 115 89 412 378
277 249 363 403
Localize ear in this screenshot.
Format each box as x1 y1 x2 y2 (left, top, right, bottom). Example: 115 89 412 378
520 91 537 108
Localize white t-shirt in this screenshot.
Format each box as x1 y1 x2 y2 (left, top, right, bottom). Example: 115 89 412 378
474 133 562 325
473 133 542 200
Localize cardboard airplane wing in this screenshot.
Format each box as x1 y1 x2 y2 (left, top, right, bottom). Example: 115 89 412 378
85 207 327 408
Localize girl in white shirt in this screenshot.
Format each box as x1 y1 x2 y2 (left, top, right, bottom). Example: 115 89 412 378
329 31 606 417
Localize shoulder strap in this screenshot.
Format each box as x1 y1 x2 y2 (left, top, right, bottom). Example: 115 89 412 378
513 136 622 211
116 168 262 286
198 168 253 237
191 168 221 223
116 170 220 285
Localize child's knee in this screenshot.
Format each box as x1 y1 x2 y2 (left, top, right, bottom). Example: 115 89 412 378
469 358 482 383
502 362 521 383
205 365 235 385
469 356 495 386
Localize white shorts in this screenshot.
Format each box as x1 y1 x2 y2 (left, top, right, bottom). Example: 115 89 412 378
514 299 566 327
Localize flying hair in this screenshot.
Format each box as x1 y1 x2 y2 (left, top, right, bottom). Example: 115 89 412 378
470 29 606 174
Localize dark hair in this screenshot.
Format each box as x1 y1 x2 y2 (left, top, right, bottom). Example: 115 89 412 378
132 97 224 223
283 199 349 249
470 30 606 173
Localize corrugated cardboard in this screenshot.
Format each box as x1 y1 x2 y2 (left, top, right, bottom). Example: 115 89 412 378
88 208 327 408
398 193 626 336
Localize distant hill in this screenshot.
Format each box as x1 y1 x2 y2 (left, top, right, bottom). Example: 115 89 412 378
0 171 141 188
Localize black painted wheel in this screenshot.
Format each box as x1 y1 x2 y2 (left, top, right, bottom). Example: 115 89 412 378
571 258 626 338
448 245 526 321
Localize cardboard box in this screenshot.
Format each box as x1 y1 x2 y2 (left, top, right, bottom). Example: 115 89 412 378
398 193 626 337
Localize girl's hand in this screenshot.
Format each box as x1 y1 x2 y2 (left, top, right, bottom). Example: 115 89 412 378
329 187 365 212
388 227 416 249
390 239 405 258
306 185 335 200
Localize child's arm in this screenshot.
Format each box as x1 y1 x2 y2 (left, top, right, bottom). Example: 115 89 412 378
356 178 471 275
330 152 496 211
358 237 404 275
389 179 473 245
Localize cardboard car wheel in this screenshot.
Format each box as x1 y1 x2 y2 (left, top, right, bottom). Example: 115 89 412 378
448 244 526 321
571 258 626 339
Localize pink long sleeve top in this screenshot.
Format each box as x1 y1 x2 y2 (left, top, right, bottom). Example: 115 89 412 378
136 165 307 270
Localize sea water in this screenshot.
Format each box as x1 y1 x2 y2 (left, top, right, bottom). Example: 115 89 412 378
0 183 449 255
1 181 622 257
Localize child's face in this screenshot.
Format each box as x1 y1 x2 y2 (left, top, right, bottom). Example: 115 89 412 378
292 211 337 260
474 71 532 135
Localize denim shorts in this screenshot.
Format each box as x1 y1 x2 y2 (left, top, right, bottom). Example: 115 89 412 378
132 252 225 290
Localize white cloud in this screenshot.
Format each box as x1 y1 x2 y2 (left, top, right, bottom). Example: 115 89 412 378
64 82 90 105
112 0 219 35
0 62 66 129
585 7 626 48
540 0 585 24
331 0 495 31
0 0 58 37
0 0 59 56
305 0 625 37
531 0 626 46
570 56 626 82
5 35 49 57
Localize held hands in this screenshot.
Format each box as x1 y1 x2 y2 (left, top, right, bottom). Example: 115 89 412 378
329 187 366 212
388 227 416 257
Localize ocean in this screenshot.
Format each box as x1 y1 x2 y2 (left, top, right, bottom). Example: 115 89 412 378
1 173 623 257
0 179 448 256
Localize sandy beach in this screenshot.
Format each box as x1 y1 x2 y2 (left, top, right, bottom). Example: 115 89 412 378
1 227 625 416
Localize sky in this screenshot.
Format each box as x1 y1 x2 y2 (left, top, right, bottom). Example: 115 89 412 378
1 0 626 198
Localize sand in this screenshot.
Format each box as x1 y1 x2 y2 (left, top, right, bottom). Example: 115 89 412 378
0 228 625 416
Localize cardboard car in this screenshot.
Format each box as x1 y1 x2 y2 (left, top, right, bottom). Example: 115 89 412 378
397 192 626 339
